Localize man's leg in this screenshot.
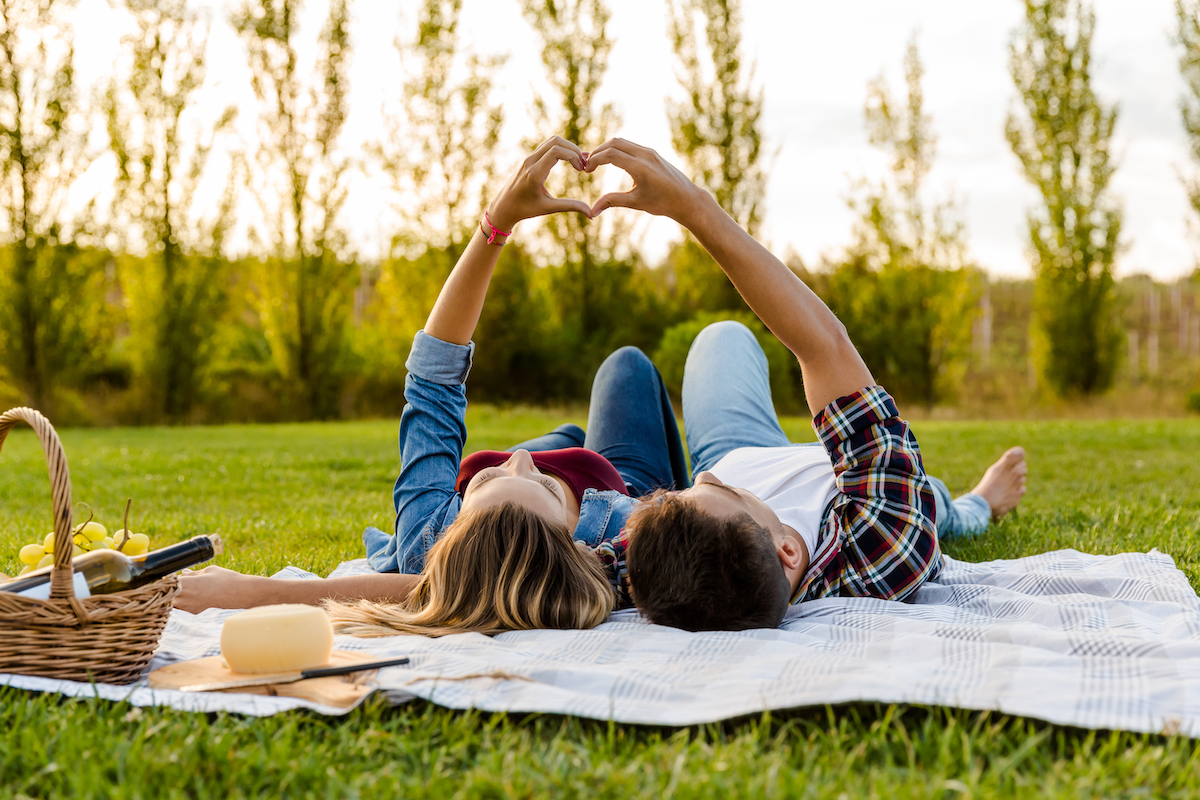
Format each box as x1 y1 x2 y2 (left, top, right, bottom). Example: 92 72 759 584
927 476 991 540
683 320 793 475
506 424 586 453
584 346 690 497
929 447 1028 539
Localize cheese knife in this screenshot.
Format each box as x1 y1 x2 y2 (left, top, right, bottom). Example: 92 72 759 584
178 656 411 693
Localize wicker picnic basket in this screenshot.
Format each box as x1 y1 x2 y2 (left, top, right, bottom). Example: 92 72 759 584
0 407 179 685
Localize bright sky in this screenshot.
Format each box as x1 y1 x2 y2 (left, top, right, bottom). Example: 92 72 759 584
68 0 1197 280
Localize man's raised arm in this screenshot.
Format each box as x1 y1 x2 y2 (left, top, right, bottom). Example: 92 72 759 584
585 138 873 414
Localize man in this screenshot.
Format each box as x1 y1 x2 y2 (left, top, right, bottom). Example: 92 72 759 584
579 138 1027 631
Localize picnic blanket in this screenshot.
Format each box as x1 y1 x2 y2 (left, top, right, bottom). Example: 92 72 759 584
4 548 1200 736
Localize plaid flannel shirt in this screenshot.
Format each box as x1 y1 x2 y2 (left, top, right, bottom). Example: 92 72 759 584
593 385 942 611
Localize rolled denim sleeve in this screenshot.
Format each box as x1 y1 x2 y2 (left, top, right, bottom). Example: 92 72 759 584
798 386 942 602
364 331 474 574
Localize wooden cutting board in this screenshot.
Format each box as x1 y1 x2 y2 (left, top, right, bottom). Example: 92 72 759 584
147 650 382 709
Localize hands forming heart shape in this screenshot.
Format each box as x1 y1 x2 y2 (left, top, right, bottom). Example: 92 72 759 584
485 136 706 234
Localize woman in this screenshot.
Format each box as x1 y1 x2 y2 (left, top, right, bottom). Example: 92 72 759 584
177 136 689 636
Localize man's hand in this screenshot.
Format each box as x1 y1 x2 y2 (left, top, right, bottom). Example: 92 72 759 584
486 136 593 232
583 138 711 226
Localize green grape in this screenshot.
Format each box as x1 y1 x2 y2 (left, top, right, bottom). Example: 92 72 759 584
19 544 45 566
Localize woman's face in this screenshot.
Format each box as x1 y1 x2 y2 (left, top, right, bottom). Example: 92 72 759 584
460 449 573 528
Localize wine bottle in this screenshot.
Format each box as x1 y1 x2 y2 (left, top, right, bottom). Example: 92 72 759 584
0 534 223 600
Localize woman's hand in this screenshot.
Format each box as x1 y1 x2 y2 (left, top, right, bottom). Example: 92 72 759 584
487 136 594 232
176 565 260 613
583 138 711 226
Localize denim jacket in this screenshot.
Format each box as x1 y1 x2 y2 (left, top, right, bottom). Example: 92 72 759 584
363 330 636 575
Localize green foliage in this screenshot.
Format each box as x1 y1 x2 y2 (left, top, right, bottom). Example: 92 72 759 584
375 0 505 258
232 0 357 420
664 234 747 316
822 38 977 409
0 242 112 418
654 310 802 413
0 0 94 416
664 0 765 316
1007 0 1123 397
519 0 632 341
666 0 766 235
105 0 235 422
6 418 1200 795
1177 0 1200 222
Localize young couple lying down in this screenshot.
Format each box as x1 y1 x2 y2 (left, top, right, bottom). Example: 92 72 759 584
178 136 1028 635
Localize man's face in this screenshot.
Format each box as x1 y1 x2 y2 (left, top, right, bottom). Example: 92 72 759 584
676 471 785 542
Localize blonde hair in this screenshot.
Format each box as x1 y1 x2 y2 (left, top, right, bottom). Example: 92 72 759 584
325 502 614 637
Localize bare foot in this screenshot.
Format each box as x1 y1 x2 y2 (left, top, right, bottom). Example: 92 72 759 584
970 446 1028 522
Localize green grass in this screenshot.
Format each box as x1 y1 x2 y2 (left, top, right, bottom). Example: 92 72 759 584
2 410 1200 798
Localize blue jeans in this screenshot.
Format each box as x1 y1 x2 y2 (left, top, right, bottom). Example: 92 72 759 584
507 346 691 497
681 320 990 539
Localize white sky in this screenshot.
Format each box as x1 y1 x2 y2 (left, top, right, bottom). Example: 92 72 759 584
68 0 1198 280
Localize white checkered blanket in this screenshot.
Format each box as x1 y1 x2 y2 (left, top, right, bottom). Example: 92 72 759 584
4 549 1200 735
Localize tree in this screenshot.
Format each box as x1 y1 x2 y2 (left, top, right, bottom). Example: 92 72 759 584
378 0 504 262
366 0 507 377
105 0 236 422
820 38 977 409
663 0 765 315
232 0 356 419
0 0 100 416
1007 0 1122 396
519 0 631 356
1176 2 1200 245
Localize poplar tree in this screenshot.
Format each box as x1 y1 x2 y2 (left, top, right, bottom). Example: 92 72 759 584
232 0 355 419
519 0 627 346
0 0 98 415
1175 1 1200 235
823 39 976 409
664 0 765 315
371 0 505 339
106 0 235 421
1007 0 1122 396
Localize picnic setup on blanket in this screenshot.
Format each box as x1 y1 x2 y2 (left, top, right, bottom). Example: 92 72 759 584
4 406 1200 737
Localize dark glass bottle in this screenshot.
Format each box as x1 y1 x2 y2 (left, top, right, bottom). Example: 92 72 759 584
0 535 223 598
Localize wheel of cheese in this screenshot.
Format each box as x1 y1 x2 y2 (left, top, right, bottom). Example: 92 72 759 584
220 604 335 674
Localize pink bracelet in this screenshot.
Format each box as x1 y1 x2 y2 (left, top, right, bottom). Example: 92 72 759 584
480 211 511 246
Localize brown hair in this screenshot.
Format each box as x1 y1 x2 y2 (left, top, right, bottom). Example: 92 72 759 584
625 491 791 631
325 503 614 637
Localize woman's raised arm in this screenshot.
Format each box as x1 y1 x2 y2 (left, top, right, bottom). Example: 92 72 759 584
583 138 874 415
424 136 592 345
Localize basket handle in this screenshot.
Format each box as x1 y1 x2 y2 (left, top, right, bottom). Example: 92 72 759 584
0 407 79 604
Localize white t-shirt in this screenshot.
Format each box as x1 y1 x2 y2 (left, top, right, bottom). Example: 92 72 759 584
707 444 838 560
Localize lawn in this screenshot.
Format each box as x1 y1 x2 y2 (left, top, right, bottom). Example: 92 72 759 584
2 410 1200 798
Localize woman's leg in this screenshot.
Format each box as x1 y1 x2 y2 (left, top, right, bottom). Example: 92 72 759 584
584 346 690 496
683 320 792 475
505 423 586 453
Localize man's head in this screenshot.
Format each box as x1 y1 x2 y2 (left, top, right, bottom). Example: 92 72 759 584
625 472 807 631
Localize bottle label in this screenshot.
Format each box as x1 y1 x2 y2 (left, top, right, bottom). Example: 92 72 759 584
17 571 92 600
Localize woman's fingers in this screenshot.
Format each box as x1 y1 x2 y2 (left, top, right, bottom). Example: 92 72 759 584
582 144 641 175
533 145 585 180
530 136 584 166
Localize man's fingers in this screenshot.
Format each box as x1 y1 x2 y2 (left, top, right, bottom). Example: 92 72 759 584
591 190 639 216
